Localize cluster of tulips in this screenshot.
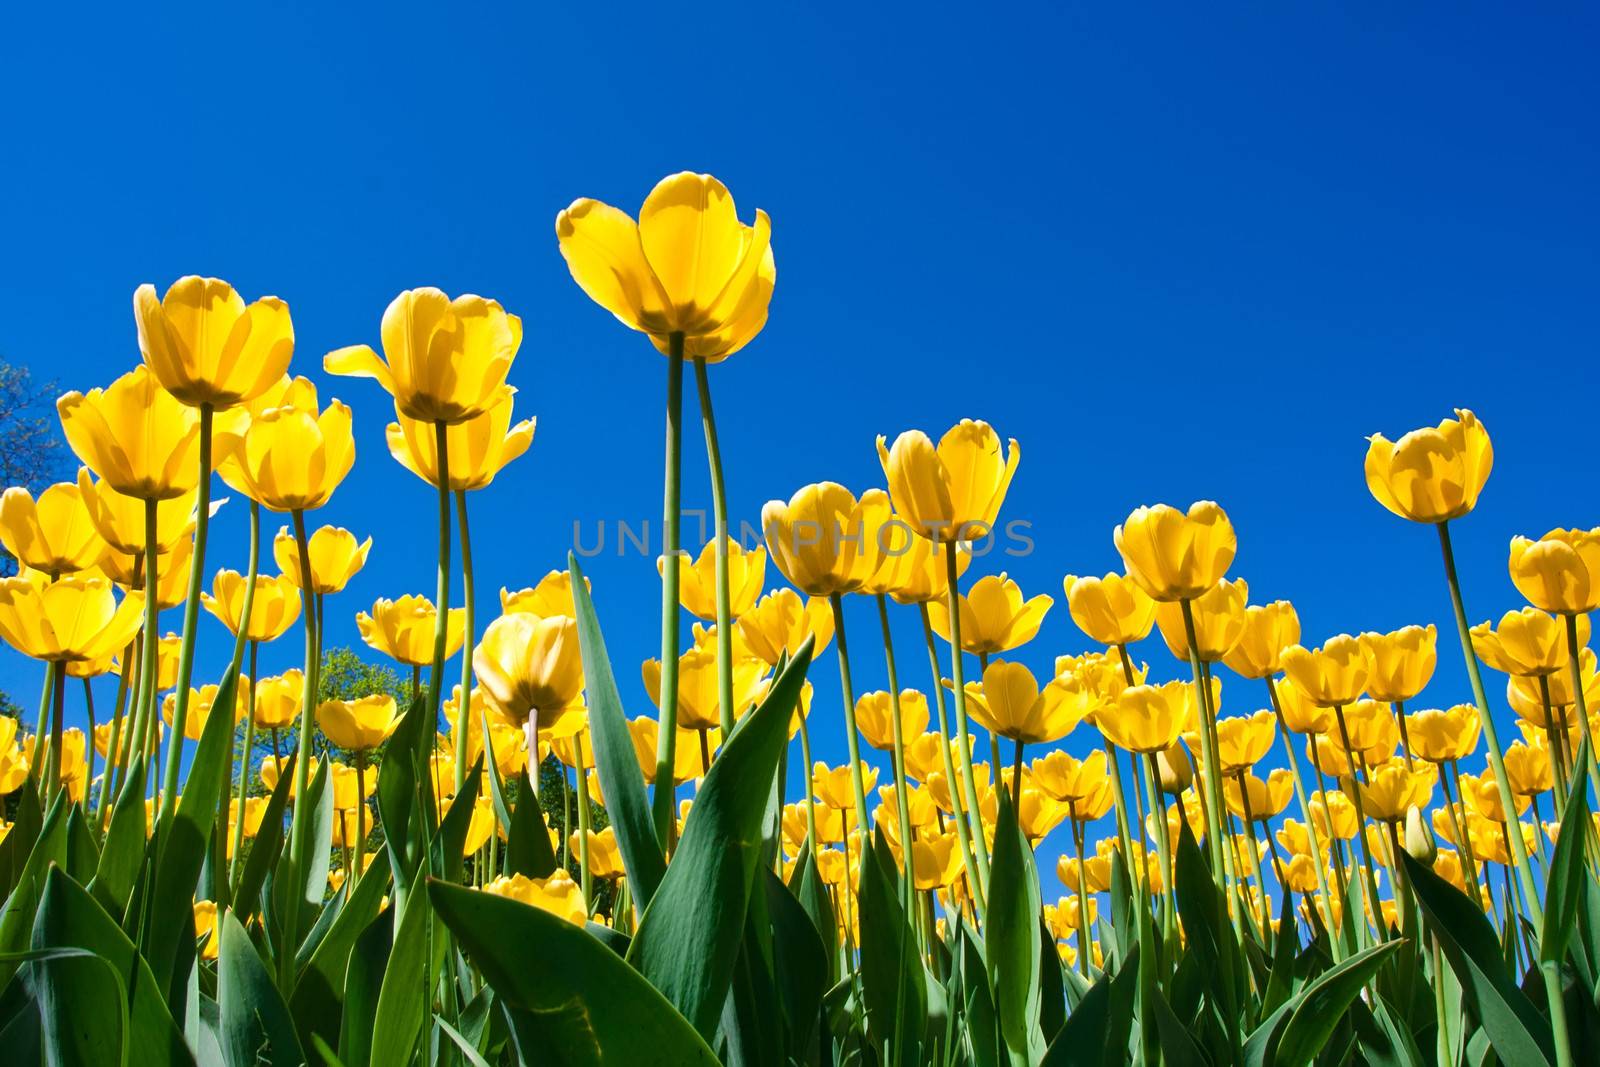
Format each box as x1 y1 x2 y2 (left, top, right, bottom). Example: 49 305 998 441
0 171 1596 1067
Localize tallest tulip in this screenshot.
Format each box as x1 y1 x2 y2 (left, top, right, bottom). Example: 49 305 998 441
558 173 776 845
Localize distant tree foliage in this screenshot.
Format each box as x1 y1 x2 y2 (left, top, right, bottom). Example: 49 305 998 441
0 358 69 576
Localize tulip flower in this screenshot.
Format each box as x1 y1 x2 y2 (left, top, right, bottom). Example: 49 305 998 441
0 574 144 664
662 539 766 624
1359 625 1438 704
875 420 1020 544
1205 710 1276 773
963 661 1093 749
1224 769 1293 820
473 612 585 743
317 695 401 752
926 574 1052 656
162 680 248 741
501 570 586 621
358 596 466 668
57 366 206 501
386 387 535 491
1508 528 1600 616
273 525 371 595
626 716 716 787
640 633 767 734
1031 749 1109 804
1472 609 1588 678
201 570 302 642
1407 705 1481 763
1363 408 1492 523
1154 578 1248 662
0 482 106 575
762 484 889 598
1222 600 1302 680
878 522 969 607
735 589 834 666
1281 636 1370 708
1061 572 1156 648
1099 681 1189 755
1350 759 1436 822
813 762 879 810
854 690 931 752
1502 739 1553 797
481 870 588 925
192 901 220 961
216 378 354 513
1114 502 1236 603
133 276 294 410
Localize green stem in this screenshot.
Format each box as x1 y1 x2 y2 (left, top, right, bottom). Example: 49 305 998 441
453 489 475 795
942 541 991 899
160 403 213 821
229 642 258 893
1563 613 1600 801
46 660 64 801
919 603 983 912
83 679 97 808
652 334 685 847
230 501 261 669
692 357 736 737
96 638 135 828
427 420 453 726
828 593 871 835
1265 676 1339 957
285 510 320 868
1333 704 1387 939
1179 599 1228 886
877 595 917 899
576 732 593 905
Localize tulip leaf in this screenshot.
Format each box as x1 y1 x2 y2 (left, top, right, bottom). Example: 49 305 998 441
290 849 392 1056
718 872 785 1067
1272 939 1402 1067
0 791 68 990
1171 817 1243 1033
0 782 43 898
763 865 827 1063
26 865 191 1067
505 765 557 879
625 638 813 1043
368 885 431 1067
63 804 100 883
437 753 484 882
218 908 302 1066
1039 943 1138 1067
1402 850 1556 1067
568 553 667 902
231 749 295 924
336 905 392 1067
90 760 148 919
429 878 718 1064
857 826 928 1063
1540 737 1590 966
985 787 1045 1065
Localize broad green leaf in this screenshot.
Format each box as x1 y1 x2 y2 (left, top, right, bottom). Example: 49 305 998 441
232 749 295 923
985 787 1045 1065
336 905 392 1067
1403 850 1556 1067
0 792 68 989
1541 738 1590 965
1171 818 1242 1037
763 866 827 1063
1274 939 1402 1067
218 908 303 1066
368 885 431 1067
290 850 392 1055
1039 943 1138 1067
625 640 813 1043
0 783 43 898
64 804 100 882
568 553 667 902
857 826 928 1062
90 760 148 919
504 765 557 879
429 878 718 1064
719 872 784 1067
437 753 484 883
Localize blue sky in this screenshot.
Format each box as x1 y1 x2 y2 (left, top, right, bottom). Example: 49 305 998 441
2 3 1597 899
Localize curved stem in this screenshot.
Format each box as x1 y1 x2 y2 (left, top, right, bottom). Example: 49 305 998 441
575 731 593 905
453 489 475 795
1179 599 1227 887
45 661 64 800
160 403 213 820
652 334 685 846
285 510 320 865
1333 704 1387 939
355 753 368 878
942 541 991 898
828 593 871 834
427 421 453 721
127 502 161 788
692 357 735 736
97 637 135 828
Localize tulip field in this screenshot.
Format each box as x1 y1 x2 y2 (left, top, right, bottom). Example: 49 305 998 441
3 171 1600 1067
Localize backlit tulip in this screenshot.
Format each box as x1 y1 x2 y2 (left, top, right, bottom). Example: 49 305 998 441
75 470 198 557
386 386 535 491
326 288 522 423
1503 739 1553 797
1359 625 1437 704
1472 609 1588 678
1310 790 1359 841
1273 675 1333 734
877 520 969 605
641 632 767 733
444 686 526 778
57 366 204 500
252 671 304 729
962 661 1092 745
910 832 964 890
134 276 294 409
318 695 401 752
274 525 371 594
1154 578 1248 662
1506 650 1600 724
1114 501 1236 603
875 420 1020 543
482 870 587 925
1061 572 1156 648
216 378 354 512
193 901 220 961
626 716 709 786
1350 759 1435 822
665 539 766 621
1363 409 1492 523
1222 600 1301 679
357 595 465 667
904 733 969 784
0 482 106 575
473 613 585 726
501 570 585 621
261 754 315 795
926 573 1052 655
1458 771 1529 823
813 762 879 810
201 570 301 642
1224 769 1293 820
762 484 888 597
1508 528 1600 615
1407 705 1480 763
0 575 144 662
1031 749 1108 803
1208 710 1276 772
736 588 835 666
1100 680 1189 754
853 689 931 752
163 680 247 741
1281 636 1370 708
555 172 774 361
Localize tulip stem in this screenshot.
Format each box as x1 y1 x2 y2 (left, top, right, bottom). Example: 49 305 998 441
1145 752 1178 941
45 660 64 801
32 663 53 790
919 603 984 912
795 698 821 864
575 731 593 905
875 596 917 899
124 501 162 798
692 357 736 738
97 638 135 829
1264 677 1339 958
1438 760 1485 908
229 642 259 894
827 593 872 835
453 489 475 796
652 335 685 847
1563 613 1600 803
1436 521 1543 924
285 510 321 904
160 403 213 823
230 501 261 670
355 752 369 879
1069 819 1093 977
427 419 453 735
942 541 991 900
1332 705 1388 940
83 679 97 807
1179 599 1228 889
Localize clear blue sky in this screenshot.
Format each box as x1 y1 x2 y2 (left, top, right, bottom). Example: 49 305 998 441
2 3 1596 900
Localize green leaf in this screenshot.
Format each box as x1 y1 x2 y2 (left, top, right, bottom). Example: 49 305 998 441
0 791 68 989
232 749 295 923
857 826 928 1062
762 866 827 1063
289 850 392 1056
1403 850 1556 1067
435 1015 495 1067
90 760 148 919
336 905 392 1067
1541 737 1590 965
26 865 191 1067
625 640 813 1043
437 753 484 882
0 782 43 898
568 553 667 902
368 885 431 1067
218 908 303 1066
1039 944 1138 1067
505 766 557 879
63 803 100 882
1171 818 1242 1036
985 787 1045 1065
1273 939 1402 1067
719 872 784 1067
429 878 718 1064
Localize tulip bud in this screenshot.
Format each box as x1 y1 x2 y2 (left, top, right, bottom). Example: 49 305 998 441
1156 745 1193 794
1404 806 1437 865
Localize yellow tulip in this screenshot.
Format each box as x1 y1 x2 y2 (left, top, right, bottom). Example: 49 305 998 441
251 671 304 729
550 722 596 770
853 689 931 752
386 386 535 491
1349 758 1435 822
134 276 294 409
1221 600 1301 679
1223 768 1293 820
163 680 247 741
1154 577 1248 662
1358 625 1437 704
75 469 197 557
909 831 965 890
926 573 1052 655
201 570 302 642
627 716 718 786
1458 770 1529 823
1061 572 1156 648
65 652 119 680
1031 749 1108 804
1406 704 1481 763
317 695 400 752
903 732 970 785
473 613 585 725
444 686 527 778
1508 528 1600 615
664 539 766 621
57 366 204 500
447 793 497 856
0 574 144 662
216 377 354 511
1273 673 1333 734
1363 408 1492 523
1503 738 1553 797
1114 501 1236 603
570 827 625 879
875 420 1020 543
641 630 768 733
735 588 835 666
1155 744 1194 794
555 172 774 362
1099 680 1189 754
1310 789 1360 841
500 570 586 621
261 754 317 795
961 661 1092 745
0 482 106 575
357 595 465 667
329 761 377 809
813 762 879 810
273 525 371 594
876 521 970 606
193 901 220 961
1506 650 1600 724
0 738 33 794
1472 608 1588 678
761 484 889 597
326 288 522 423
1057 853 1111 894
1206 710 1276 773
1281 635 1370 708
481 869 587 925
